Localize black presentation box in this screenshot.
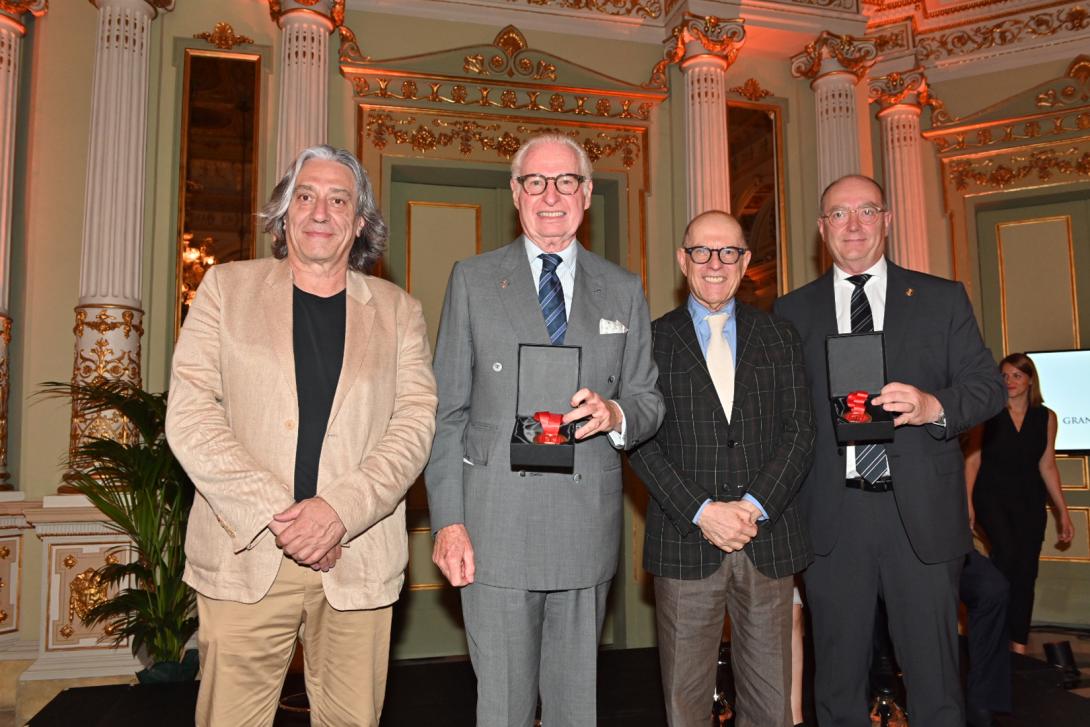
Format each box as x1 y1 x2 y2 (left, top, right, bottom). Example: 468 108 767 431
826 332 895 444
510 343 582 471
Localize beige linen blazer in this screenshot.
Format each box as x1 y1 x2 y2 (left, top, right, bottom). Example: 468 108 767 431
166 257 437 609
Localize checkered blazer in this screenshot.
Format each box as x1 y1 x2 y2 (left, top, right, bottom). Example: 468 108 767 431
629 301 815 580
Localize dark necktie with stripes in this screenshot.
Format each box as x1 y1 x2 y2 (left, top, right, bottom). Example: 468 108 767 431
538 253 567 345
847 274 889 484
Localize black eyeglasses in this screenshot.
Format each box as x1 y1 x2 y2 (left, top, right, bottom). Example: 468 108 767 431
820 205 886 228
514 173 586 196
682 246 749 265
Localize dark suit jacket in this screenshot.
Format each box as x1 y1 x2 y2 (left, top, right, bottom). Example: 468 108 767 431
773 261 1005 564
629 301 815 580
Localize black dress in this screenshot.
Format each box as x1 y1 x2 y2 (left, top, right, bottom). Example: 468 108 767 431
972 405 1050 645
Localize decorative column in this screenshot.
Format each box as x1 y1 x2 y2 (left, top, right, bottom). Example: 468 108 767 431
69 0 172 461
268 0 339 174
647 14 745 218
0 2 45 490
869 68 937 272
791 32 877 195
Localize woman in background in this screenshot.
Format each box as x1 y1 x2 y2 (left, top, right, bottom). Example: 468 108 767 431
964 352 1074 653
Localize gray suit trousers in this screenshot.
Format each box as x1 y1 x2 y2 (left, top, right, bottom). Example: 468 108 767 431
461 580 611 727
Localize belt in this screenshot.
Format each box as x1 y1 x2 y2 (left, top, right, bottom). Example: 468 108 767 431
845 476 892 493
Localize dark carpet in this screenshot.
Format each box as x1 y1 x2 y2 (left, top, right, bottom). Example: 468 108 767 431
27 647 1090 725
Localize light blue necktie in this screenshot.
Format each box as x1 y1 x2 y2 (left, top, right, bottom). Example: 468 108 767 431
538 253 567 345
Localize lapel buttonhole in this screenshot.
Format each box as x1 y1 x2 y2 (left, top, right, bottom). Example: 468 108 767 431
905 288 914 297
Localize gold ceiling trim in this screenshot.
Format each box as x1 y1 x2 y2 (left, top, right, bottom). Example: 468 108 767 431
363 106 644 169
499 0 682 19
193 22 254 50
643 14 746 90
916 4 1090 62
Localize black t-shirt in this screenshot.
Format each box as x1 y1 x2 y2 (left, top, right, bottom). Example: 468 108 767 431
292 286 346 502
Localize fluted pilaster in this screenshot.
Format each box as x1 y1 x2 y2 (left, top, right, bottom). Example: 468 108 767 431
70 0 171 462
271 1 336 174
791 32 877 196
870 68 931 272
651 14 745 218
0 2 47 488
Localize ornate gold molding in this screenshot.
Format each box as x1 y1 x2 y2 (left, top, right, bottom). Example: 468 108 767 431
947 146 1090 191
338 24 368 63
728 78 771 101
0 315 9 485
363 109 643 169
350 76 654 122
1037 55 1090 108
500 0 681 18
643 14 746 90
193 22 253 50
464 26 558 81
73 307 142 339
916 5 1090 62
791 31 878 81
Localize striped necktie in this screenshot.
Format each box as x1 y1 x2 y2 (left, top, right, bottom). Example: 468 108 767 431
847 274 889 484
538 253 567 345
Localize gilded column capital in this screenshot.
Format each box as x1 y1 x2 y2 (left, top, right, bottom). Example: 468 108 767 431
790 31 877 83
267 0 342 32
868 67 952 124
87 0 173 17
0 0 45 28
643 13 745 90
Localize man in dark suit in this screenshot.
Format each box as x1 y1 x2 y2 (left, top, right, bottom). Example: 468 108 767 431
774 174 1005 727
629 210 815 727
426 134 664 727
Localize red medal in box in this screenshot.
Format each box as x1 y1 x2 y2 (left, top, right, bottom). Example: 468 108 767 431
842 390 872 423
533 411 567 444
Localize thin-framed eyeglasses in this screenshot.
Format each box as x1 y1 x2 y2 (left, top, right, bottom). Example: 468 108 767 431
514 173 586 196
820 205 886 228
681 246 750 265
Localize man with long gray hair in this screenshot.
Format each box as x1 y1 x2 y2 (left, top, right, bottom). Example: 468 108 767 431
166 144 437 725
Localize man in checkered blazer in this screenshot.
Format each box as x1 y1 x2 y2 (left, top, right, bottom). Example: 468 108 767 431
629 211 815 727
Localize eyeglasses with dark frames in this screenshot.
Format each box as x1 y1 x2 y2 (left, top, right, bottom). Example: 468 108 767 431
681 246 750 265
514 173 586 196
820 205 886 228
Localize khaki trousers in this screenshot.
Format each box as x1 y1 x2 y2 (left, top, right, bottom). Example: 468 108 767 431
196 557 392 727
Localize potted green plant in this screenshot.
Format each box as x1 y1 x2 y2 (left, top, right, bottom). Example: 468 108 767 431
43 380 198 683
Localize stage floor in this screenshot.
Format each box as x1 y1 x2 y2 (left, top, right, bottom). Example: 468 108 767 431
24 642 1090 726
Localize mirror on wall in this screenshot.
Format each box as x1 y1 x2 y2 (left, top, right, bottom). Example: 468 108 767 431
728 100 786 312
175 49 261 335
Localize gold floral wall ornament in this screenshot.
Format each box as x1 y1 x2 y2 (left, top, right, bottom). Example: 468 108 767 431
73 308 143 340
643 14 746 90
0 1 47 18
0 546 9 560
193 22 254 50
1036 55 1090 108
791 31 878 81
461 26 559 81
916 5 1090 62
63 554 77 569
729 78 772 101
338 24 368 63
59 624 73 639
68 567 110 625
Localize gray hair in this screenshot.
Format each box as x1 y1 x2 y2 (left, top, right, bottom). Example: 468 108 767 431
510 134 593 180
260 145 387 272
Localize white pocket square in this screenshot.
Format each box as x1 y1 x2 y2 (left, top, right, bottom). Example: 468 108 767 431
599 318 628 335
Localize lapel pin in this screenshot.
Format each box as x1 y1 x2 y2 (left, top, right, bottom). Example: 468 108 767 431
905 288 914 297
500 279 509 289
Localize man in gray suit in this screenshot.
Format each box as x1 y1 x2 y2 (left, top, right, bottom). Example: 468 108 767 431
426 134 664 727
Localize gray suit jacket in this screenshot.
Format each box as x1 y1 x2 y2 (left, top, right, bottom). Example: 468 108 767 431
426 238 664 590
